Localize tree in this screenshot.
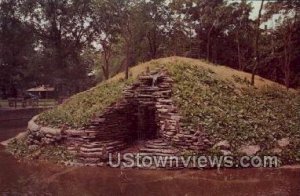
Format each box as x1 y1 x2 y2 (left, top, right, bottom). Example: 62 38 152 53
2 0 300 96
264 0 300 88
113 0 170 79
0 0 36 98
91 0 121 80
139 0 170 60
185 0 228 62
229 0 254 71
251 0 265 86
20 0 95 94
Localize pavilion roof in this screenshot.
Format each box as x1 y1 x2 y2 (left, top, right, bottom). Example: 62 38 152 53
27 85 55 92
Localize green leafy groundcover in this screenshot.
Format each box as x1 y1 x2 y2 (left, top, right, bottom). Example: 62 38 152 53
37 79 133 128
6 138 74 163
168 62 300 163
36 60 300 163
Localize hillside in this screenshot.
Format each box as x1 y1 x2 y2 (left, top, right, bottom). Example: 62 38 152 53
35 57 300 163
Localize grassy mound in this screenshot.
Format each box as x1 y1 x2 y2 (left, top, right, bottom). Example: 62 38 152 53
37 80 133 128
36 57 300 162
169 62 299 162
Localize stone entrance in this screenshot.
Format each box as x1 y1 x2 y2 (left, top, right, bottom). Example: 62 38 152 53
26 68 212 166
126 70 174 143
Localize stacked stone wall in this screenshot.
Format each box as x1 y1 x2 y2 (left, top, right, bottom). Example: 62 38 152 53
26 69 211 165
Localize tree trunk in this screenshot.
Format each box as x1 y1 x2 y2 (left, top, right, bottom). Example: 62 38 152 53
251 0 264 86
125 42 130 80
284 31 292 89
283 12 297 90
147 30 158 59
206 33 211 61
101 44 111 80
206 22 215 61
237 35 242 70
101 56 109 80
123 19 132 80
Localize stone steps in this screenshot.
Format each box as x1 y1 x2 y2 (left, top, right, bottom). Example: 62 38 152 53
144 143 169 148
133 152 177 157
119 139 186 169
78 151 103 158
26 70 212 169
138 139 179 156
75 140 128 164
80 147 103 153
139 148 179 154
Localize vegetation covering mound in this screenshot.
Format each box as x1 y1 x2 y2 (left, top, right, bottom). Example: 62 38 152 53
37 80 131 128
36 57 300 162
169 62 299 163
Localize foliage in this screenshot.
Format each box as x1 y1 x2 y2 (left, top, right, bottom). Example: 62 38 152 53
37 78 134 128
7 138 74 163
167 61 300 161
0 0 36 98
1 0 300 99
23 57 300 163
38 58 300 147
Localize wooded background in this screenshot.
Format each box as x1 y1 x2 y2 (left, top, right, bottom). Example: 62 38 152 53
0 0 299 97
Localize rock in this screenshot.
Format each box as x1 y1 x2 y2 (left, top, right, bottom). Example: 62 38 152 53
213 140 230 150
270 148 282 154
79 152 103 158
139 148 179 155
32 150 42 159
40 126 61 135
239 145 260 156
65 129 84 135
28 119 40 132
0 132 27 146
157 108 168 113
80 147 103 153
28 145 39 151
170 115 181 121
176 133 184 138
221 150 232 156
277 138 290 148
23 71 195 166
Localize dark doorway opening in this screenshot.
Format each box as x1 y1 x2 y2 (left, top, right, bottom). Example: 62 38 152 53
136 104 158 141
